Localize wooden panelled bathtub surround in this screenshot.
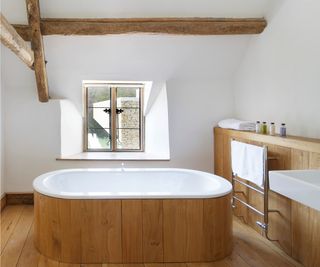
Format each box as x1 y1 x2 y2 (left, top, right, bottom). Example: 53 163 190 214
214 127 320 267
34 192 233 264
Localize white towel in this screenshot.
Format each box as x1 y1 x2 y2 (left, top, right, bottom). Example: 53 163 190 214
218 118 255 131
231 140 265 187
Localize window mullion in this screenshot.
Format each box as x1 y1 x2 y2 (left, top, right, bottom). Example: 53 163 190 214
111 87 117 151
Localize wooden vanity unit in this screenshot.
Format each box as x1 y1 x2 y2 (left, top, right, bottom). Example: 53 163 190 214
214 127 320 267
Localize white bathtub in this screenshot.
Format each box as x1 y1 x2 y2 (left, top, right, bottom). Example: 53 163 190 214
33 168 232 199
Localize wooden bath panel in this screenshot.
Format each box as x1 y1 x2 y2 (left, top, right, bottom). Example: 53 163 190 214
34 192 232 264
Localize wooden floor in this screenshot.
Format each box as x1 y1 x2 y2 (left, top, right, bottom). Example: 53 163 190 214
0 205 302 267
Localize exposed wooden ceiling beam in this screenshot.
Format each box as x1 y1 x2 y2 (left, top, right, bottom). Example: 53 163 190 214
26 0 49 102
0 13 34 68
14 18 267 41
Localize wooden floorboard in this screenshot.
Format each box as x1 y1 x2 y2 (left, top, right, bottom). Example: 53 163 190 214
0 205 302 267
0 205 25 253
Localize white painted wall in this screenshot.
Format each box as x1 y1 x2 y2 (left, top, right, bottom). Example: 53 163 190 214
2 35 246 192
60 100 83 157
234 0 320 138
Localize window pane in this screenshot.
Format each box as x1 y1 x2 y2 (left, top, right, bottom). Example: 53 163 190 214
116 87 140 108
88 107 110 129
88 128 111 149
117 108 140 129
116 129 140 150
87 87 111 107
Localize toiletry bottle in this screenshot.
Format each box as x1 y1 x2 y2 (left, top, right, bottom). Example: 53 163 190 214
280 123 287 137
269 122 275 136
256 121 261 133
262 122 267 134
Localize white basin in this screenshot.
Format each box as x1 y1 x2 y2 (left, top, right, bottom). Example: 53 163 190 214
269 170 320 211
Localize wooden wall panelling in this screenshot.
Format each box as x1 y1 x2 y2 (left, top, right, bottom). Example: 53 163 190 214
163 200 188 262
100 200 122 262
246 140 264 235
34 192 61 260
80 200 105 263
58 199 81 263
291 149 310 169
186 200 204 262
122 200 143 263
142 200 164 262
214 131 224 177
291 201 320 267
222 134 232 181
309 152 320 169
268 191 292 255
203 195 233 261
266 144 292 255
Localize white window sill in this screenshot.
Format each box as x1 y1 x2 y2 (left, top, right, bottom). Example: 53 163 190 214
57 152 170 161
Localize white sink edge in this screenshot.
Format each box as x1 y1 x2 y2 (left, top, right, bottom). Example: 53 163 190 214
269 170 320 212
270 171 320 190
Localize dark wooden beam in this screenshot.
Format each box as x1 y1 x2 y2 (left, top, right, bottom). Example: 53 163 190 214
26 0 49 102
14 17 267 41
14 24 32 41
0 13 34 68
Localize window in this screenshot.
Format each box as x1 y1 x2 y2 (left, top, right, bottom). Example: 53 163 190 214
84 83 144 152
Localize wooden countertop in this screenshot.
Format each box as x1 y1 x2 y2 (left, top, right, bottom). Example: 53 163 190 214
214 127 320 153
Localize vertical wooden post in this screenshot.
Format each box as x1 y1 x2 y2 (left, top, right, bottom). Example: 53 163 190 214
26 0 49 102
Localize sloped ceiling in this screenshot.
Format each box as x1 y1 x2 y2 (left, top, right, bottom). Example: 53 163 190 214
2 0 270 24
1 0 278 110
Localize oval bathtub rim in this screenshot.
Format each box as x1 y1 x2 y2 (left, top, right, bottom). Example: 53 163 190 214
33 168 232 200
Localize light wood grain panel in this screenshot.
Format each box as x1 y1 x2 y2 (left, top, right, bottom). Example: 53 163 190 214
58 199 81 262
268 191 292 255
222 134 232 181
266 145 292 254
34 193 232 264
122 200 143 263
292 201 320 267
203 195 233 261
214 131 224 177
100 200 122 262
142 200 164 262
81 200 105 263
291 149 309 169
309 152 320 169
34 193 61 260
186 200 204 262
163 200 187 262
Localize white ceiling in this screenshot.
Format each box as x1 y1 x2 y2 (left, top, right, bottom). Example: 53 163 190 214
1 0 271 24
